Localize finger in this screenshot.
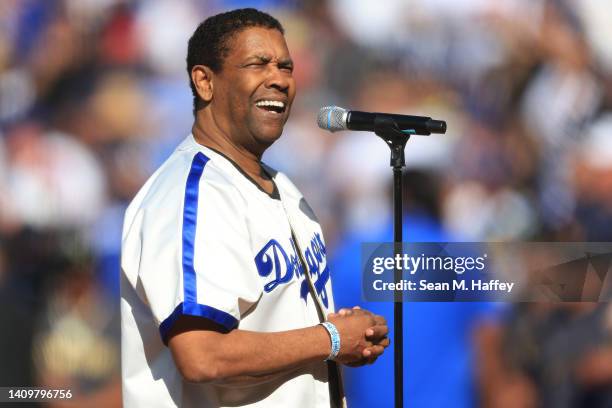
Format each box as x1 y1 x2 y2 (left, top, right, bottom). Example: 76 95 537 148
362 345 385 359
367 355 379 365
338 308 353 316
365 325 389 340
327 312 337 319
373 314 387 326
352 306 361 310
365 350 381 365
377 337 390 348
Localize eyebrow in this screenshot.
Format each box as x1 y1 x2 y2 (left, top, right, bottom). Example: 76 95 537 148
244 54 294 66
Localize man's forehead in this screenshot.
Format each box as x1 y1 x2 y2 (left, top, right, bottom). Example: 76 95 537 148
226 27 290 59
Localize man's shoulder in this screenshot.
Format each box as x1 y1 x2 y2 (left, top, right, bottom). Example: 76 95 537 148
125 140 243 220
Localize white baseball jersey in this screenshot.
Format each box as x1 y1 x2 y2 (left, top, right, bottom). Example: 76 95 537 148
120 134 336 408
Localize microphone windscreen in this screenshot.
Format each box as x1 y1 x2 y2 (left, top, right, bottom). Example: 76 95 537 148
317 106 347 132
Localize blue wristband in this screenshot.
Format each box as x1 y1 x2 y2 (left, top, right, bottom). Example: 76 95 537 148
320 321 341 361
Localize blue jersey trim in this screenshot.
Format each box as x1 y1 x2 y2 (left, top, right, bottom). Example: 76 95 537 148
158 151 239 345
182 152 209 303
160 302 239 345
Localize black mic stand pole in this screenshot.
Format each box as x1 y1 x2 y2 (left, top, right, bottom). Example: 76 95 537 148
373 116 411 408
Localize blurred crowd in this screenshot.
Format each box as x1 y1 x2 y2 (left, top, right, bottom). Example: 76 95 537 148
1 0 612 407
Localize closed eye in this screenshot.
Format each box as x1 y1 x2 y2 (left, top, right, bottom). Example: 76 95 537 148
246 62 265 68
279 64 293 72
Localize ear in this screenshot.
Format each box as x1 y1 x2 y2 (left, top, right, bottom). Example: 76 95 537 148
191 65 214 103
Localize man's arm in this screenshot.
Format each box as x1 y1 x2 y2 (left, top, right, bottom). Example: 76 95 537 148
168 309 388 386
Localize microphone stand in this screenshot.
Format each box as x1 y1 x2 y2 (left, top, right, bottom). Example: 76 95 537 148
373 116 412 408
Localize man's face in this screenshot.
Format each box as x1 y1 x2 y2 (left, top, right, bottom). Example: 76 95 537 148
211 27 296 153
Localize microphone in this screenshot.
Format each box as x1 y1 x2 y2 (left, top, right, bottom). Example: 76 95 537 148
317 106 446 135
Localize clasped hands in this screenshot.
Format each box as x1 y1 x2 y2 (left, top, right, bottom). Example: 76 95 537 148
326 306 389 366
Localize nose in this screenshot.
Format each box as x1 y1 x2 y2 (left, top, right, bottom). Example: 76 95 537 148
264 64 292 93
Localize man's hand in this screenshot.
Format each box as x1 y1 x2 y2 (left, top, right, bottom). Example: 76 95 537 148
326 306 389 366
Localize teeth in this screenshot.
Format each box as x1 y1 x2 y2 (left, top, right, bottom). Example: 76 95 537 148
255 100 285 109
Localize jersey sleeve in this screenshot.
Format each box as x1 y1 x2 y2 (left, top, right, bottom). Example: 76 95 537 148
124 152 261 345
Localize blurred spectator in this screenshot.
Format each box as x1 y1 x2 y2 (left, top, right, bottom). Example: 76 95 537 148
475 303 612 408
29 230 121 407
571 113 612 241
330 169 503 407
0 232 38 392
3 123 106 230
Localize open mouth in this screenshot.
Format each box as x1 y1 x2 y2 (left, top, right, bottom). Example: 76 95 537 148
255 100 286 114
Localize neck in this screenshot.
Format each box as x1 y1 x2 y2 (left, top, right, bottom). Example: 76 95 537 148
192 112 264 177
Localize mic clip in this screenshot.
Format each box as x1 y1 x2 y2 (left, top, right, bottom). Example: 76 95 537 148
373 116 410 169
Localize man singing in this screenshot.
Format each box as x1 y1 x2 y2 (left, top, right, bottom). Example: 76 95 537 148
120 8 389 407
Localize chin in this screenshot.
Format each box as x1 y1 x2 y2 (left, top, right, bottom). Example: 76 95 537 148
256 125 284 145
